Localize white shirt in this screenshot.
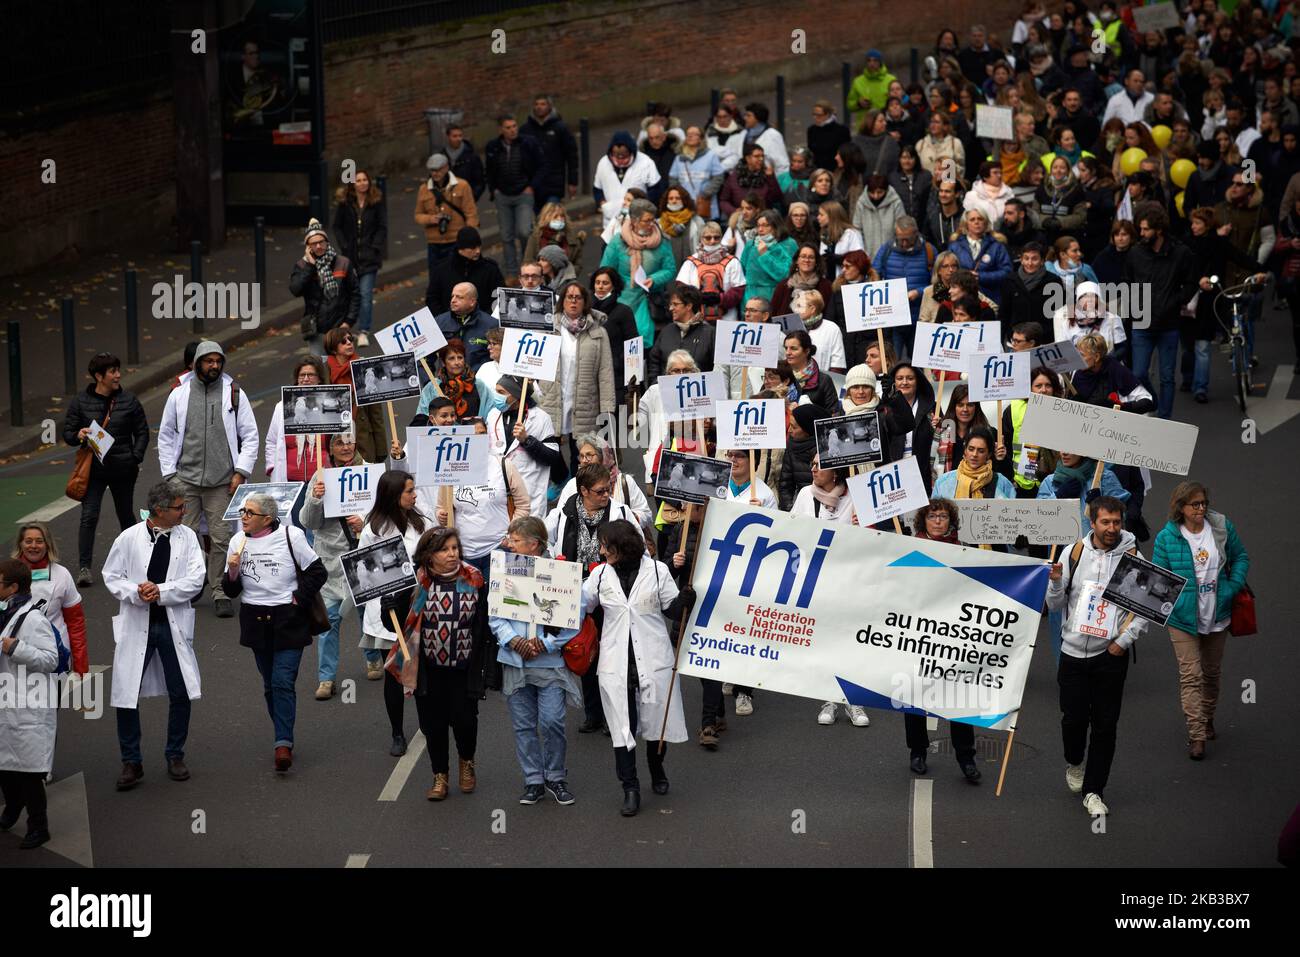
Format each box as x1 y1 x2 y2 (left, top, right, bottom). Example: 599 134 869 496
821 229 865 277
558 326 579 434
807 319 847 372
726 477 778 508
30 563 81 651
1181 524 1228 633
486 405 558 518
229 525 319 607
1102 89 1154 128
791 485 856 523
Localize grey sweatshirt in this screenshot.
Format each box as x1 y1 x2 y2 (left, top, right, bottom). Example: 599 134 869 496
175 376 235 487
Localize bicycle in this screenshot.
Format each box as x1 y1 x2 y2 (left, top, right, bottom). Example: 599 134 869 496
1209 273 1267 415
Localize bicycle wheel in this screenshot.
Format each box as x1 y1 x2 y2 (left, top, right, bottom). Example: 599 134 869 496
1232 340 1249 414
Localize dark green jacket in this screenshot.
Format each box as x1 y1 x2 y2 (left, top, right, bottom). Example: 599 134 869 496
1151 512 1249 635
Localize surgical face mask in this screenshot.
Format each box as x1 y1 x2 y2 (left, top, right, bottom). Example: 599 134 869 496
549 219 565 231
701 242 723 254
0 599 8 611
666 202 684 212
484 390 508 414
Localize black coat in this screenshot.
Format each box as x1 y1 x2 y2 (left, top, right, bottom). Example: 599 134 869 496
289 253 360 335
450 143 487 201
1123 236 1199 333
485 134 545 197
595 298 641 403
795 360 841 417
1184 232 1258 340
425 252 505 316
778 432 817 510
332 196 388 275
889 169 933 220
647 321 716 384
62 385 149 475
998 270 1065 342
522 112 580 195
807 120 851 172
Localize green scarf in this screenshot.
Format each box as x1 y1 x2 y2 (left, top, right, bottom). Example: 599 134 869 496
1053 457 1095 491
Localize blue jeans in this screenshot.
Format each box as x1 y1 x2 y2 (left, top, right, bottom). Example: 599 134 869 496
356 271 377 332
494 191 535 277
116 615 191 763
1130 327 1180 419
252 645 304 748
316 597 375 681
507 681 569 784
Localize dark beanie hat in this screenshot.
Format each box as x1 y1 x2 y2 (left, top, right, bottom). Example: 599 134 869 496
497 374 524 402
791 403 820 435
456 226 483 250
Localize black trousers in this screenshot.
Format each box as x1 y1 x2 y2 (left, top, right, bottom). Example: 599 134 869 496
612 674 665 792
0 770 48 831
904 712 975 763
1058 649 1130 798
1285 286 1300 360
413 666 478 774
384 668 406 738
582 667 605 725
79 463 138 568
700 677 727 728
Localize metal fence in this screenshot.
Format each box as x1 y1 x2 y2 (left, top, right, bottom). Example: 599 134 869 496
320 0 554 42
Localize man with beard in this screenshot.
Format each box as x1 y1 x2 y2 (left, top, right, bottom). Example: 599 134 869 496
156 341 260 618
717 144 783 218
1052 85 1101 150
998 199 1045 260
289 220 359 354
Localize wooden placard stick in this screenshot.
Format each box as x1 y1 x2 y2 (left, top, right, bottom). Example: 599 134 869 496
441 484 455 528
658 500 709 753
876 328 890 375
388 608 412 663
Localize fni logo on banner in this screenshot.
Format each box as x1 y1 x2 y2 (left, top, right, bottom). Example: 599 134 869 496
967 350 1031 402
323 464 387 518
713 320 781 367
840 278 911 332
846 455 929 526
623 337 644 386
415 432 490 487
912 321 1000 373
375 307 448 360
659 371 726 422
714 399 787 449
499 327 561 381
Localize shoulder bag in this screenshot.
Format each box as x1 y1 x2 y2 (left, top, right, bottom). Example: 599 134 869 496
66 395 116 501
284 527 330 634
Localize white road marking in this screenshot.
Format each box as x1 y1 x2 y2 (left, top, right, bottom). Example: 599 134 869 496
909 779 934 869
251 399 266 409
345 854 371 868
1253 366 1300 434
377 730 426 802
16 496 80 524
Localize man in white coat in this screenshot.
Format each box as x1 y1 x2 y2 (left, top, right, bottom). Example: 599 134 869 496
0 558 61 849
157 340 259 618
102 480 207 791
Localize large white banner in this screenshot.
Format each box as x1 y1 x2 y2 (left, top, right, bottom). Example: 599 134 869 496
913 321 999 373
953 498 1082 546
840 278 911 332
967 350 1031 401
659 371 727 422
713 320 781 368
1019 393 1199 475
680 500 1050 729
714 399 787 450
375 307 447 360
499 328 561 382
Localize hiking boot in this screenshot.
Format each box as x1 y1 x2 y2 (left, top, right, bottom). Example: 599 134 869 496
458 758 476 793
699 725 720 750
428 774 449 800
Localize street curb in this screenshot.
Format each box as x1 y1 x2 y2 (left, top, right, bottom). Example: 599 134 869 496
0 198 596 463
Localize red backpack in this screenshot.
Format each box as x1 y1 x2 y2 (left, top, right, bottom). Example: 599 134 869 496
691 255 732 322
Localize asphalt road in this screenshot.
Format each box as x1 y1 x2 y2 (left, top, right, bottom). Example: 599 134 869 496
2 238 1297 869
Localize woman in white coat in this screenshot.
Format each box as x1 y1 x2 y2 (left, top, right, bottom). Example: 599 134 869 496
101 479 207 789
0 559 61 849
553 433 652 533
263 356 330 534
485 375 563 519
581 520 696 817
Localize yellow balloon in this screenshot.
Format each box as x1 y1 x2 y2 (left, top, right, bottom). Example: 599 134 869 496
1170 158 1196 190
1151 125 1172 150
1175 190 1186 217
1120 147 1148 177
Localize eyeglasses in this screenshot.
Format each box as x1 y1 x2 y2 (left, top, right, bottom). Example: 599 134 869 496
158 503 185 512
238 508 266 518
588 486 611 496
1185 500 1208 509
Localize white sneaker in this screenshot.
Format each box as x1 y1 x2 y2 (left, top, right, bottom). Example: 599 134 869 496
1083 792 1109 817
722 683 734 695
355 331 370 347
734 693 754 716
847 705 871 727
817 701 838 725
1065 764 1085 794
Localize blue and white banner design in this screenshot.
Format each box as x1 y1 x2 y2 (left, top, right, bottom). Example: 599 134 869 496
680 500 1050 730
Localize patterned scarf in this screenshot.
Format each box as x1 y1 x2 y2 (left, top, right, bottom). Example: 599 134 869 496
575 499 606 568
314 246 340 301
387 563 484 687
441 372 477 418
561 310 593 335
736 167 769 190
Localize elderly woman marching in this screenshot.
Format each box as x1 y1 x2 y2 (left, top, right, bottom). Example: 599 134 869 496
0 558 62 849
581 519 697 817
223 492 328 773
490 516 582 806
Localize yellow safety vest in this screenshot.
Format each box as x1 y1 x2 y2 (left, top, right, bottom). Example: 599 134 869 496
1009 399 1040 491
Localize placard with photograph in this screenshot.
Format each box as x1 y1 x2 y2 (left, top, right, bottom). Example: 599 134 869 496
350 352 421 406
653 449 732 506
340 536 417 608
488 551 583 630
1100 551 1188 627
280 385 353 435
497 287 557 330
814 412 883 469
221 482 306 524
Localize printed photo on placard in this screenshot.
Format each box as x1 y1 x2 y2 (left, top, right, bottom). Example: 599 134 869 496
653 449 732 506
814 412 883 470
375 307 447 360
340 536 417 608
1100 551 1188 627
350 352 420 406
280 385 353 435
497 288 556 330
221 482 306 524
488 550 583 630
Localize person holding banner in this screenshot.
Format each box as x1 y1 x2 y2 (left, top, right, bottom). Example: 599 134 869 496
931 385 998 481
384 527 495 803
1000 366 1062 503
931 426 1015 510
1071 333 1155 414
783 330 840 414
778 405 820 510
791 289 847 374
325 327 386 466
723 449 778 509
1046 495 1146 819
223 493 328 773
487 375 563 519
359 471 430 758
538 280 616 469
887 362 936 484
263 356 330 533
841 364 916 463
491 517 581 806
582 520 696 817
1152 482 1250 761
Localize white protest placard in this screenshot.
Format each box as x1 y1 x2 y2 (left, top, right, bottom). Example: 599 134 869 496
499 327 561 382
415 432 491 487
953 498 1082 546
375 307 447 361
322 464 387 518
840 278 911 333
1030 338 1087 375
912 321 1000 373
1132 2 1181 33
976 104 1014 140
680 499 1050 730
85 419 114 464
713 320 781 368
623 337 644 386
846 455 929 526
488 551 583 631
967 350 1032 401
659 371 726 422
715 399 787 450
1019 393 1199 475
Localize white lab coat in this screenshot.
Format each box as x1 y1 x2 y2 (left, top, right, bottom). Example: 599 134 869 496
102 522 207 709
486 405 559 519
0 600 60 772
358 517 427 644
552 473 652 532
593 152 663 227
582 556 688 749
158 372 261 478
